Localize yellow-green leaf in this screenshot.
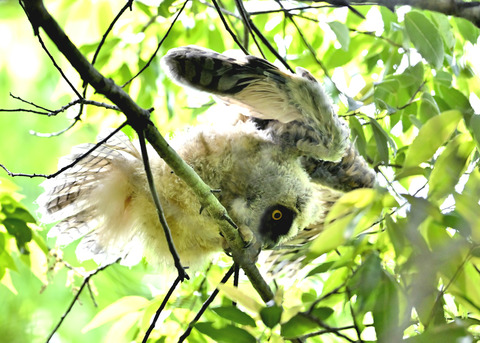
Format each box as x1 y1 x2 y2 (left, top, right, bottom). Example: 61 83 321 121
217 284 263 313
403 110 462 169
405 11 444 69
82 296 149 333
428 133 474 202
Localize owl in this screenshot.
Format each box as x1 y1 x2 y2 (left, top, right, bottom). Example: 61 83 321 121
37 46 375 273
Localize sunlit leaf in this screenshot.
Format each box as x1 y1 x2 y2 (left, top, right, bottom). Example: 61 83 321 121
195 322 256 343
310 189 383 257
328 21 350 51
403 323 472 342
105 311 142 342
217 284 262 313
212 306 256 327
82 296 149 332
470 114 480 150
454 17 480 44
403 110 462 168
280 313 318 339
428 133 474 203
404 11 444 69
260 305 282 328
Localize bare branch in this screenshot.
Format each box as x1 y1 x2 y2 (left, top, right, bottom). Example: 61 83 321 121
211 0 249 54
1 122 127 179
91 0 134 67
142 276 182 343
121 0 189 88
234 0 267 59
137 128 189 280
307 0 480 27
177 265 235 342
46 259 120 343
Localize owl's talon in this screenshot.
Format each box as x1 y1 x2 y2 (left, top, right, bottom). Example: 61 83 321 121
238 225 256 248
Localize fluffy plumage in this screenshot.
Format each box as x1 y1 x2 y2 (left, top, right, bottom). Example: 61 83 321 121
38 46 375 272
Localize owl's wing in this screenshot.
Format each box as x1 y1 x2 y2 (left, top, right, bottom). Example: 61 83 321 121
37 130 144 265
162 46 349 162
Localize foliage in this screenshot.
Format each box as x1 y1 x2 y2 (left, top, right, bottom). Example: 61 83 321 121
1 0 480 342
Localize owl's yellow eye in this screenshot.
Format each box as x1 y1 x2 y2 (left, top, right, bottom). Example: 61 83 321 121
272 209 283 220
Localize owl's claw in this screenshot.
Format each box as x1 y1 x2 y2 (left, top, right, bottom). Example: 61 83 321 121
238 225 256 248
220 225 257 254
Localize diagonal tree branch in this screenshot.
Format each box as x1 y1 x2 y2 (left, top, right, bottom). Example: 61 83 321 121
307 0 480 27
19 0 274 302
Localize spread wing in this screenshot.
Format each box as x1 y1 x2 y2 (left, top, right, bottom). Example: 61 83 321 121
162 46 350 162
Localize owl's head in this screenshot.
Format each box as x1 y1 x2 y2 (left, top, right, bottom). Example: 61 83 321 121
224 145 318 249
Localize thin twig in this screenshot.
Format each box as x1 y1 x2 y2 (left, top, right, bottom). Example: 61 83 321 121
177 265 235 342
121 0 189 88
137 128 189 281
249 5 330 15
46 259 120 343
0 122 127 179
9 93 54 112
1 98 119 116
91 0 133 67
346 287 364 342
300 312 356 343
298 324 374 340
425 247 473 329
211 0 248 54
142 275 182 343
34 31 82 99
276 0 331 79
234 0 266 59
30 120 80 137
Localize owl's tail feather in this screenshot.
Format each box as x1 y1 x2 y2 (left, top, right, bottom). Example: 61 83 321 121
37 131 144 264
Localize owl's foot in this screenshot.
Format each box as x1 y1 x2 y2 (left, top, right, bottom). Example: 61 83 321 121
220 225 257 255
238 225 256 248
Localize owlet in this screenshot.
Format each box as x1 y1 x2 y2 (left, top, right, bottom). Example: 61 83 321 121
37 46 375 271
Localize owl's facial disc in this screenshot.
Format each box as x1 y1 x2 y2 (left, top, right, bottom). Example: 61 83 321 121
258 204 297 248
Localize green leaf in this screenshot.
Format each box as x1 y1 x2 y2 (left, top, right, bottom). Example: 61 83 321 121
280 313 318 338
2 218 32 254
349 116 367 157
5 206 36 223
404 11 444 69
470 114 480 150
454 17 480 44
370 118 390 164
306 261 335 277
403 323 472 343
82 296 149 332
0 232 4 256
328 21 350 51
194 322 256 343
371 118 397 160
428 133 474 203
212 306 256 327
435 85 472 113
309 189 382 257
260 305 282 328
311 307 334 321
348 253 383 311
372 271 401 342
431 13 455 50
403 110 463 169
419 92 440 122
